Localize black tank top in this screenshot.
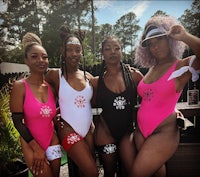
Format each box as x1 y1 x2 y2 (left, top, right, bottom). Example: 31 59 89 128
98 77 137 142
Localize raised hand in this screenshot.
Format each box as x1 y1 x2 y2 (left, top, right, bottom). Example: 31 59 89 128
168 25 187 41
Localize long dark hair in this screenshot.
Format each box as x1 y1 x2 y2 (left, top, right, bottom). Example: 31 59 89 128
96 36 137 107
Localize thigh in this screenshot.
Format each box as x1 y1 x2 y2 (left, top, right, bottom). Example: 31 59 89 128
134 127 145 151
132 127 180 177
119 133 137 173
50 133 60 146
55 118 74 141
85 124 95 154
49 157 61 177
94 116 118 176
20 137 34 169
20 137 54 177
48 135 62 175
94 115 115 146
68 138 97 175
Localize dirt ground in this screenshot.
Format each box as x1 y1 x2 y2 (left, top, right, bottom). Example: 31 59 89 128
60 163 104 177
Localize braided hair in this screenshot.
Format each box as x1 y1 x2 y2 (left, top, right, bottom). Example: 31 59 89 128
96 36 137 108
59 24 86 78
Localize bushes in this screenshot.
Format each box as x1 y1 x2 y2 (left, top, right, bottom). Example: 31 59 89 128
0 83 24 176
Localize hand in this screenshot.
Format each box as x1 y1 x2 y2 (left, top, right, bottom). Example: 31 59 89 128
125 64 138 73
31 146 49 175
168 25 187 41
54 115 74 141
54 114 64 129
175 108 184 118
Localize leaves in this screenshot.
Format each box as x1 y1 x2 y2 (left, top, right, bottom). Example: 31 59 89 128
0 0 198 67
179 0 200 37
0 83 22 170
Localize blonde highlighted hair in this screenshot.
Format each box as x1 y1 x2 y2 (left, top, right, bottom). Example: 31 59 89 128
22 32 42 58
22 32 42 47
135 15 186 68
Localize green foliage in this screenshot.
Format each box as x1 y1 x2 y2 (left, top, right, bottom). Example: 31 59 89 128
113 12 140 60
152 10 168 17
40 0 92 67
179 0 200 37
3 46 23 64
1 0 197 67
0 83 23 174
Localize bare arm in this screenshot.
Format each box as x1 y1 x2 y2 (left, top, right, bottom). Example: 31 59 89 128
90 76 99 107
130 68 144 86
10 80 48 175
169 25 200 70
45 69 59 94
86 71 94 80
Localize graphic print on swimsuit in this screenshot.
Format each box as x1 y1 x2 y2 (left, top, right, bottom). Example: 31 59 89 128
74 95 86 108
113 96 127 110
40 105 53 117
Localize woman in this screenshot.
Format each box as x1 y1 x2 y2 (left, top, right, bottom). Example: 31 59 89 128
45 25 98 177
10 32 62 177
131 15 200 177
91 36 143 177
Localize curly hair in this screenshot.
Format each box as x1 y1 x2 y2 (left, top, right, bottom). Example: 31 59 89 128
22 32 42 58
134 15 186 68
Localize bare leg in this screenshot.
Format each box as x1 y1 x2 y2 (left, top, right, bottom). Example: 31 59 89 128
119 133 137 175
55 119 98 177
94 116 118 177
153 165 166 177
68 140 98 177
130 116 180 177
50 158 61 177
20 138 54 177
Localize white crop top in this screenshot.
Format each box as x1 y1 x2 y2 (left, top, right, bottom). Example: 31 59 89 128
58 69 93 137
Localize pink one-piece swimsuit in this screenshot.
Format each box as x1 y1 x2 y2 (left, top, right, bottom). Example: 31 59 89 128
137 61 182 138
23 80 56 150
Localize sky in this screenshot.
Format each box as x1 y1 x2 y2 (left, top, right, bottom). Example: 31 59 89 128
0 0 193 28
93 0 193 28
0 0 194 39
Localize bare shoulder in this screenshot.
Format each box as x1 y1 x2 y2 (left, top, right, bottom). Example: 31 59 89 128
130 67 144 85
12 79 25 92
10 79 25 112
45 68 59 84
90 76 99 89
85 71 94 80
46 68 59 77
